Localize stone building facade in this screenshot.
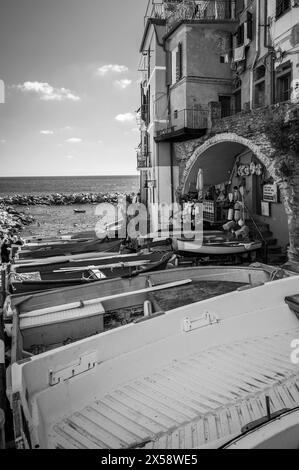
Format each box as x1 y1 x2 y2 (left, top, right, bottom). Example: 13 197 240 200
137 0 299 264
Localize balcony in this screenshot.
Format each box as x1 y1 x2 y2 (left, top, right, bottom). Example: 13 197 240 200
155 108 208 142
145 1 237 31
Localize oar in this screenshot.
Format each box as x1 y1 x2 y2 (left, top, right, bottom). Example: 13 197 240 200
19 279 193 319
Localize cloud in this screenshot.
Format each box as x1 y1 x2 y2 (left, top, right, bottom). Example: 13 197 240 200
97 64 129 76
115 113 135 123
66 138 82 143
62 126 72 131
0 139 6 143
65 155 74 159
97 140 103 144
115 79 132 89
40 130 54 135
15 81 81 102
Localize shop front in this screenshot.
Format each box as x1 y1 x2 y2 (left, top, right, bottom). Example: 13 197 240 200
181 141 289 259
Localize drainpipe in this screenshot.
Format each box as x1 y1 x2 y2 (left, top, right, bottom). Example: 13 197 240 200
250 0 260 109
170 143 174 204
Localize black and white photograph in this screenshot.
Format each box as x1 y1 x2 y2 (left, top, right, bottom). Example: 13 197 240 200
1 0 299 453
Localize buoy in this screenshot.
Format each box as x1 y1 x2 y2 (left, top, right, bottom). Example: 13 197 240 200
228 208 234 221
234 210 241 222
143 300 153 317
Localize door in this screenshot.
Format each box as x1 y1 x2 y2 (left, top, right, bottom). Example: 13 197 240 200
219 96 232 118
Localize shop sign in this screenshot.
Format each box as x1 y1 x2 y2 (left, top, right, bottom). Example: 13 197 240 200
261 201 271 217
263 184 278 203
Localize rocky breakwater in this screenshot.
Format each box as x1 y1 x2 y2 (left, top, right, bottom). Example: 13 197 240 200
0 192 135 206
0 204 34 236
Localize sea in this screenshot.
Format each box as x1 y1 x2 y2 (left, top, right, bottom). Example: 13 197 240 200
0 175 139 196
0 175 140 238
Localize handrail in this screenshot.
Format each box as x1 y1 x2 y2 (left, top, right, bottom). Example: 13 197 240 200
244 203 266 243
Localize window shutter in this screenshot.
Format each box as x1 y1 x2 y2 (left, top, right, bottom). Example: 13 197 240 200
166 51 172 86
176 43 183 82
247 12 253 40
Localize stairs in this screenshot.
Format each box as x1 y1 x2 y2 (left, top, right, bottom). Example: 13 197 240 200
247 221 287 266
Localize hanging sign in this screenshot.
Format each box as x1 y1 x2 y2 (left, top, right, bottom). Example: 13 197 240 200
263 184 278 203
261 201 271 217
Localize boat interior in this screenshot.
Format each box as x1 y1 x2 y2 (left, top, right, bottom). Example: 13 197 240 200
8 275 299 449
4 265 291 361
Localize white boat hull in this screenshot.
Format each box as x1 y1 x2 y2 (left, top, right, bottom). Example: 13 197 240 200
8 275 299 449
176 239 262 255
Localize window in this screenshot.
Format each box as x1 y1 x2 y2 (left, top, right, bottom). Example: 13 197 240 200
277 72 292 102
174 110 178 119
236 23 245 46
219 96 232 118
276 61 292 103
234 90 242 113
176 43 183 82
247 12 253 40
254 65 266 82
220 54 229 64
276 0 291 18
254 81 266 108
171 43 183 85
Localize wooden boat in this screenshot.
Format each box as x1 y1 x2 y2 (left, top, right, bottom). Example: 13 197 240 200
7 279 191 363
5 263 290 315
173 231 263 256
13 249 123 266
8 253 174 294
23 238 92 249
5 264 290 359
13 252 167 274
18 237 117 255
222 408 299 449
7 275 299 449
16 238 123 260
73 209 86 214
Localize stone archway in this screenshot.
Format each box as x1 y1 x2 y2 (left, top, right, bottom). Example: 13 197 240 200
182 133 280 191
180 133 298 263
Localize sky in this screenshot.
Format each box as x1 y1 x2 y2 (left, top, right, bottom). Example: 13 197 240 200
0 0 149 176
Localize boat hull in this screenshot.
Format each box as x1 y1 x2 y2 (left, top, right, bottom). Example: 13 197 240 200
7 276 299 449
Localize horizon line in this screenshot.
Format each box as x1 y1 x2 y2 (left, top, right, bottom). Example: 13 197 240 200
0 174 139 178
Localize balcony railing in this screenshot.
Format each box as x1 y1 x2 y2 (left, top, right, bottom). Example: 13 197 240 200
155 107 208 141
145 1 236 29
